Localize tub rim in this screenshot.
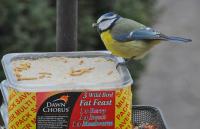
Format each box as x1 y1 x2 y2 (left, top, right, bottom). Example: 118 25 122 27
1 51 133 92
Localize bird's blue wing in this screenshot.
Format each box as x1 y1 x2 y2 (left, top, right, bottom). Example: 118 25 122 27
112 27 192 43
110 18 192 43
113 28 164 42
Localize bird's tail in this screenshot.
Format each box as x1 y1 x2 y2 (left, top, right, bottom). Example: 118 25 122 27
161 35 192 43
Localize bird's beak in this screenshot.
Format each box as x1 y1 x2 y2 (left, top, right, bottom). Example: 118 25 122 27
92 23 98 28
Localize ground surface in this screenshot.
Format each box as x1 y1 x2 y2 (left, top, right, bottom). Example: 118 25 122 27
138 0 200 128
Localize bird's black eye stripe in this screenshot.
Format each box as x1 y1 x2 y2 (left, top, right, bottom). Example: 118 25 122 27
100 18 109 22
97 17 109 24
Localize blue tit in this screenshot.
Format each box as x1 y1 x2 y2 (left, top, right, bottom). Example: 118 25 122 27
92 12 192 64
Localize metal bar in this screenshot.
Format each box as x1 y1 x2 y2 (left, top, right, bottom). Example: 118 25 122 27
56 0 78 51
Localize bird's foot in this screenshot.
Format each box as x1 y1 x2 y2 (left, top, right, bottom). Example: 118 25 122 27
116 57 136 69
116 62 127 69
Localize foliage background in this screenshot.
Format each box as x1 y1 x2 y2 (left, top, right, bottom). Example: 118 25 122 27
0 0 157 108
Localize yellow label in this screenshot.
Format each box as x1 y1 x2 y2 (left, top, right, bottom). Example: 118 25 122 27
115 85 132 129
8 88 36 129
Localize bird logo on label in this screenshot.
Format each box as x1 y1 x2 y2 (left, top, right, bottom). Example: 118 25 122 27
53 95 70 103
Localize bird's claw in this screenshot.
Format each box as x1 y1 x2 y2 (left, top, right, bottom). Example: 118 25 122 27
116 62 127 69
116 56 136 69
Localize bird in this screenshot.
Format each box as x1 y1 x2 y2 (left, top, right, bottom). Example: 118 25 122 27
92 12 192 66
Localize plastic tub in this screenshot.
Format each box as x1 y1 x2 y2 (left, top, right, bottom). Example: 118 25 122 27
1 51 133 129
0 103 8 129
0 81 8 105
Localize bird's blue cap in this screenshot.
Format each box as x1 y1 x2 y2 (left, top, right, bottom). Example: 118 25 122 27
97 12 120 24
102 12 116 17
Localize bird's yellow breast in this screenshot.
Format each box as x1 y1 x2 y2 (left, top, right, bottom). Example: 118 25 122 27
100 30 160 59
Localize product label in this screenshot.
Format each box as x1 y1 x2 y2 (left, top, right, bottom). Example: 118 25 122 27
8 88 36 129
69 91 115 129
36 92 81 129
115 86 132 129
8 85 132 129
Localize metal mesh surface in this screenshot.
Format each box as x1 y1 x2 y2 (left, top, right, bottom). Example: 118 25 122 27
133 105 167 129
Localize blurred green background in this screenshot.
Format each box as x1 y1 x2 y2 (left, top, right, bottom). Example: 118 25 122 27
0 0 157 105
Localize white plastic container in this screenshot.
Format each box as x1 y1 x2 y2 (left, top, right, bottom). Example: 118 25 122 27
0 103 8 129
1 51 133 129
0 80 8 105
